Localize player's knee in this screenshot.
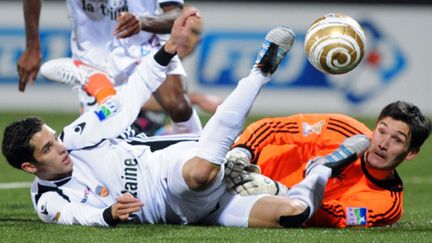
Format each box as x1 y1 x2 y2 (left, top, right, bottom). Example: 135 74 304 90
279 206 310 228
185 160 220 191
155 75 193 122
164 98 192 122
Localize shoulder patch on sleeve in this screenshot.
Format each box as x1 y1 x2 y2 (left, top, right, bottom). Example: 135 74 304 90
346 207 367 226
94 98 120 121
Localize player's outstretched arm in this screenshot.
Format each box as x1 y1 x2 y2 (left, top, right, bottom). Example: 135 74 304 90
61 9 200 149
17 0 42 92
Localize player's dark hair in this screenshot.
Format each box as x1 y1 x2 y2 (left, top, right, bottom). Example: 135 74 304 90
2 116 44 169
378 101 431 151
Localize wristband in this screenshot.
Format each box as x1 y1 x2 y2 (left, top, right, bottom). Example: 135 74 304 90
154 45 176 66
103 206 121 226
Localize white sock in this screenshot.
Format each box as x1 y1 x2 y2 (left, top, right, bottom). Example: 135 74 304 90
197 69 270 165
278 165 331 219
171 109 203 134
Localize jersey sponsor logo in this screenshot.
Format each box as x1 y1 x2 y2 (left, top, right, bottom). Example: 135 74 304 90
346 207 367 226
81 0 128 21
121 158 138 197
95 185 109 197
302 120 325 136
94 99 120 121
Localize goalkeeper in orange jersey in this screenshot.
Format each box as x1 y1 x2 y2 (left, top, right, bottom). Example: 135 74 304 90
224 101 431 228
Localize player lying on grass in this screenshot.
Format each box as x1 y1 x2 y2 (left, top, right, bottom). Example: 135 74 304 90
224 102 431 227
2 10 367 227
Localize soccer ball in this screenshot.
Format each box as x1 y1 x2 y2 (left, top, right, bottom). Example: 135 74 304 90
304 13 366 74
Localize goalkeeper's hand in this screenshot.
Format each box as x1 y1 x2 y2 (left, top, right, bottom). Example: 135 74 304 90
227 172 281 196
224 147 259 179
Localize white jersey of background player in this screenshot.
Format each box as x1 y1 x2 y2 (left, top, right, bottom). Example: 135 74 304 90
67 0 185 84
18 0 201 136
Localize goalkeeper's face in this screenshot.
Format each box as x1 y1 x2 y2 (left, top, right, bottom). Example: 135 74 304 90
25 125 73 180
365 117 417 170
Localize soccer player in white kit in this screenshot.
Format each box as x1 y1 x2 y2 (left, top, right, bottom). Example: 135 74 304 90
17 0 202 134
5 11 359 227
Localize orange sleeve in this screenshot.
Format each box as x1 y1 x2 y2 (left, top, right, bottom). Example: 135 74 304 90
307 190 403 228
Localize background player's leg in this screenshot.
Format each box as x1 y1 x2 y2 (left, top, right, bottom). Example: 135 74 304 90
153 74 203 134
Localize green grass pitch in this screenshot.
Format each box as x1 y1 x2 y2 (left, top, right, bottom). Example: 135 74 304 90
1 112 431 242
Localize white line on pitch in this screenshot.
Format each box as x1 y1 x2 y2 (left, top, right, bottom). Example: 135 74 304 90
0 182 32 189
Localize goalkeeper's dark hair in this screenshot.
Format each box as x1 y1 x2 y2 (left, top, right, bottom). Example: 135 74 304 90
378 101 431 151
2 116 44 169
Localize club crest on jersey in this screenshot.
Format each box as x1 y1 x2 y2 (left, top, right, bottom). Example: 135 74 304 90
346 207 367 226
94 99 120 121
302 120 325 136
96 185 109 197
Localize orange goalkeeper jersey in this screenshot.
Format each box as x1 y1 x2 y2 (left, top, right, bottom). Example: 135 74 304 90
233 114 403 228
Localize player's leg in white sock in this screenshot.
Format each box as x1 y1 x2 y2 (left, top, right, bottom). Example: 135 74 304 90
197 70 270 165
172 109 203 134
184 26 296 191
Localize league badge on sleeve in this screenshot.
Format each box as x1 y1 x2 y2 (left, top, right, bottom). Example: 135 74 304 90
94 98 120 121
346 207 367 226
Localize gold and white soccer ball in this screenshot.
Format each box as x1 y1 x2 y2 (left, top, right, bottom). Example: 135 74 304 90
304 13 366 74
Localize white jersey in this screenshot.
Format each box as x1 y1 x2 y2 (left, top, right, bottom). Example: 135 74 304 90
29 54 166 226
31 137 263 227
29 55 261 227
66 0 185 83
29 52 265 227
30 139 141 226
30 137 197 226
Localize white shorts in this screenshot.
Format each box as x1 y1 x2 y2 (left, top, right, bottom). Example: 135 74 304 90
203 192 266 227
137 141 262 227
94 43 186 85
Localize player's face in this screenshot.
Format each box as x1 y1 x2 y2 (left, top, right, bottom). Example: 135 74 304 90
366 117 415 170
29 125 73 180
